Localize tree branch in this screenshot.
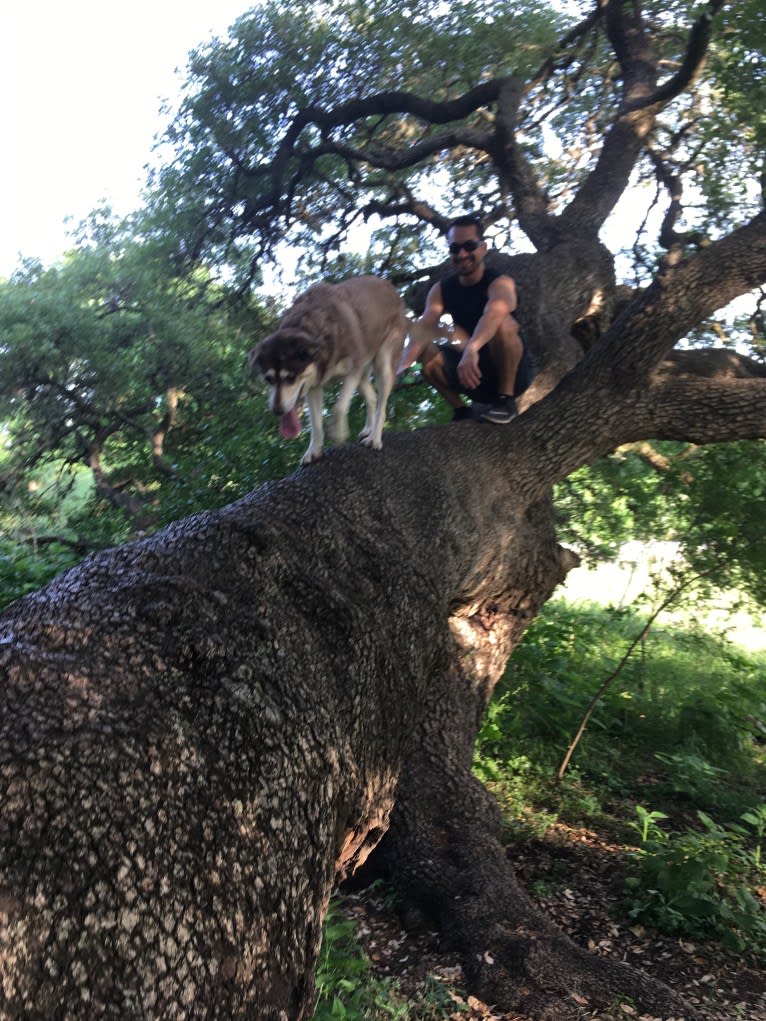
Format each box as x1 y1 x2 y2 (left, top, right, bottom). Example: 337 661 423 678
597 209 766 385
492 79 555 248
559 0 660 234
559 0 725 239
626 374 766 445
627 0 727 112
527 5 604 93
312 127 492 174
260 79 508 202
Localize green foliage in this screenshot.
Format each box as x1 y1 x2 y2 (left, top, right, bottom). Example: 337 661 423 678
555 441 766 607
630 805 669 844
555 448 684 561
473 596 766 955
488 599 765 796
312 901 406 1021
702 0 766 226
625 807 766 953
653 749 728 803
0 538 80 609
0 209 284 540
678 442 766 605
311 898 461 1020
154 0 567 274
147 0 765 289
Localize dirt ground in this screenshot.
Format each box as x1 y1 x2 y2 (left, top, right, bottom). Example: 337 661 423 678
340 822 766 1021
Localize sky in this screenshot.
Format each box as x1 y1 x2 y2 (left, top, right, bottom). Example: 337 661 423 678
0 0 252 277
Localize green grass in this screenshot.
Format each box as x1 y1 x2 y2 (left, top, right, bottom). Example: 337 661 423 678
474 599 766 824
473 598 766 955
310 900 409 1020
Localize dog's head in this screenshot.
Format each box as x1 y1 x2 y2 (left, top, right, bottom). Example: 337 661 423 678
249 330 324 439
248 331 323 412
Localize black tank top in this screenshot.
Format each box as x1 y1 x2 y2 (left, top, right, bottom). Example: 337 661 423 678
440 267 502 334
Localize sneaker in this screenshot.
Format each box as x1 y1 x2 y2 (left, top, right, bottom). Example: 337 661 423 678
451 405 473 421
480 395 517 424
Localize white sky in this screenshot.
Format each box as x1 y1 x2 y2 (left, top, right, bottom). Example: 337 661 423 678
0 0 251 277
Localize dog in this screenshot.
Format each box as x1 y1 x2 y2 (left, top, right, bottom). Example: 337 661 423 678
249 275 407 464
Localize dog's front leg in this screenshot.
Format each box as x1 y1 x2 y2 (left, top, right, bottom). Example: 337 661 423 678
301 387 326 464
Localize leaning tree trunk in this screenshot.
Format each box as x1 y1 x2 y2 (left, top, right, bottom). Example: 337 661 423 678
0 415 701 1021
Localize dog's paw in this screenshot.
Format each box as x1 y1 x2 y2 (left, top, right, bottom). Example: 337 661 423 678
360 435 383 450
300 448 324 465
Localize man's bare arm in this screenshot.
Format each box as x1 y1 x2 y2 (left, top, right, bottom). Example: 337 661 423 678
398 283 446 373
464 276 518 352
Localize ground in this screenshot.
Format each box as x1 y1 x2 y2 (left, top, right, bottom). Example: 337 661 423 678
339 822 766 1021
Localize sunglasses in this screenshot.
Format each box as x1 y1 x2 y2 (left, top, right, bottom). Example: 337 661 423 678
448 239 482 254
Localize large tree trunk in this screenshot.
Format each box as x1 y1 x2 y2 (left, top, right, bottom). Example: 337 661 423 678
0 415 703 1021
3 218 765 1021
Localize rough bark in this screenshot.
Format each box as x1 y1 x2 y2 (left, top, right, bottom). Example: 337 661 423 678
0 440 445 1020
0 445 591 1021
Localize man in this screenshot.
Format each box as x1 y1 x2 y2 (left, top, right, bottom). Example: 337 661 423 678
399 216 534 423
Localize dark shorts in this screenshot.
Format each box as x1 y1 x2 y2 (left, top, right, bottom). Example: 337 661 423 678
438 340 536 401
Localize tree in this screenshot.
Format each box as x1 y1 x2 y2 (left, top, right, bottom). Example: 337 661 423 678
1 1 765 1019
0 210 279 541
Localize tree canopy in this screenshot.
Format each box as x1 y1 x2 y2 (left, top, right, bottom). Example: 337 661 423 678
0 209 290 542
154 0 765 300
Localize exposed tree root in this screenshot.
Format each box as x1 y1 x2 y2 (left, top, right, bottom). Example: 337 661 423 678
373 759 700 1021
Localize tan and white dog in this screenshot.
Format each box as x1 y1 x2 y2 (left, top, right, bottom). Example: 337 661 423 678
249 275 407 464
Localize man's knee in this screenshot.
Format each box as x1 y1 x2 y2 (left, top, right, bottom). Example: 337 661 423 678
420 346 443 377
495 315 523 351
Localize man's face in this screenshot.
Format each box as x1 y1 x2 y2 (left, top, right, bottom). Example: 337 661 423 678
447 226 486 278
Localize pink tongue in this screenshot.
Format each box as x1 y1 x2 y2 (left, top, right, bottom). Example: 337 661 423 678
280 407 302 439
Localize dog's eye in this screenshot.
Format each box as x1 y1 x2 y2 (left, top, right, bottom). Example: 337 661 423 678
263 369 276 382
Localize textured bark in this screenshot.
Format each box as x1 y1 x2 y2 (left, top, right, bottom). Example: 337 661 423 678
0 444 432 1020
367 501 697 1021
0 420 660 1020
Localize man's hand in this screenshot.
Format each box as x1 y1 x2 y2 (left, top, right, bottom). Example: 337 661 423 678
398 317 440 375
457 345 481 390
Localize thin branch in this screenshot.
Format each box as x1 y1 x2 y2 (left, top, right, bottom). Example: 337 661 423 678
557 569 709 779
526 5 604 95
